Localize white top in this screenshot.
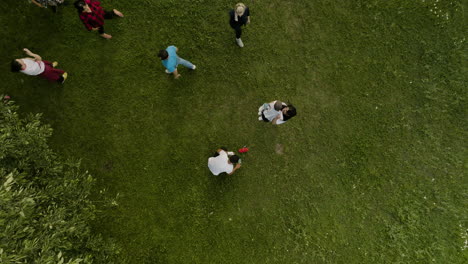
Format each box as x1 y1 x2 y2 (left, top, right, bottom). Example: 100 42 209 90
208 150 234 176
20 58 45 76
261 100 287 125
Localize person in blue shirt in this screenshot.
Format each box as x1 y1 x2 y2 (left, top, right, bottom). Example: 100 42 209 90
157 45 196 79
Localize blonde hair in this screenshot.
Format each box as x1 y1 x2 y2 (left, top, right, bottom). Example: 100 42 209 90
235 3 246 15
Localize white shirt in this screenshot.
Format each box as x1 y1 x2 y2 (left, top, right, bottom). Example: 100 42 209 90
208 150 234 176
20 58 45 76
262 100 287 125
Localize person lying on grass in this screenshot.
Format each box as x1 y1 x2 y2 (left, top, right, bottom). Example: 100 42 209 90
11 48 68 84
208 148 241 176
258 100 297 125
74 0 123 39
158 46 196 79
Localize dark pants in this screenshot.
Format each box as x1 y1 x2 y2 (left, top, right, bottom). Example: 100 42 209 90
213 147 228 157
230 22 244 38
39 60 65 83
261 112 269 122
98 10 117 34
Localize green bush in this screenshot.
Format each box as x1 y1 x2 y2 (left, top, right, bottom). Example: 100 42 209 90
0 97 118 263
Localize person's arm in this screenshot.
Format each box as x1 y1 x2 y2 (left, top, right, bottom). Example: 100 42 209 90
272 114 282 125
272 114 287 125
23 48 42 61
275 119 286 125
168 45 178 52
272 113 286 125
173 69 181 79
31 0 44 8
228 164 241 175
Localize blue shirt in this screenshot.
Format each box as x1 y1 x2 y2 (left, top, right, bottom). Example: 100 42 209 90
161 45 178 73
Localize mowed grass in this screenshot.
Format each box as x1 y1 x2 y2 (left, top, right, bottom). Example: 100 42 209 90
0 0 466 263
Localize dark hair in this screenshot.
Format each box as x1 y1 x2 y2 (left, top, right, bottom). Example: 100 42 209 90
282 105 297 121
74 0 86 12
10 60 22 72
158 50 168 60
229 155 240 164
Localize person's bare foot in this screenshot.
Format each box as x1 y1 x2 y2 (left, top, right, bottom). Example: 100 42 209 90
113 9 124 17
100 33 112 39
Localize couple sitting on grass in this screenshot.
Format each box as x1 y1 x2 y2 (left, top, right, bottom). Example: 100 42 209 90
258 100 297 125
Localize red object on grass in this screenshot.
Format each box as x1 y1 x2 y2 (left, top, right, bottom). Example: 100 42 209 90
239 147 249 153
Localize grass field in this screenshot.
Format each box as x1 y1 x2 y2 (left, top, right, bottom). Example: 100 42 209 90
1 0 466 263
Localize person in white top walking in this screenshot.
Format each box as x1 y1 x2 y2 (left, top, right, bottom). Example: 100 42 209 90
11 48 68 83
208 148 242 176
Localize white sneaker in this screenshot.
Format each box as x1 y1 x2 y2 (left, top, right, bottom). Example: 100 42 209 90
165 69 170 74
192 65 196 70
258 116 263 121
236 38 244 48
258 105 265 115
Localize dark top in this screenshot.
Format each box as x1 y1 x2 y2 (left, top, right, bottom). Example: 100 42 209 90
281 105 293 122
229 7 250 26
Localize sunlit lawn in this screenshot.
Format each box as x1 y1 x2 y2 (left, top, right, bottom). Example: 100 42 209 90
0 0 466 263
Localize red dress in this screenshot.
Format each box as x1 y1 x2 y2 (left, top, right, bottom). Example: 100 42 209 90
78 0 105 31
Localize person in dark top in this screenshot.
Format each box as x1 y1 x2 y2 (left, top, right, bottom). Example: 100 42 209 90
229 3 250 47
74 0 124 39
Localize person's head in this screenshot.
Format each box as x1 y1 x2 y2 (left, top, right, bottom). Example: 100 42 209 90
74 0 88 12
235 3 246 16
158 50 168 60
10 60 22 72
229 155 240 164
274 100 284 111
282 105 297 119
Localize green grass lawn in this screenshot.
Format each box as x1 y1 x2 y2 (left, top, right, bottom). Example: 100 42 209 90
1 0 466 263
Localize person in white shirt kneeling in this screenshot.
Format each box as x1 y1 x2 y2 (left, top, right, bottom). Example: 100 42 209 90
208 148 242 176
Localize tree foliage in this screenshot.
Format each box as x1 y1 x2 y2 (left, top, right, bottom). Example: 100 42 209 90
0 97 118 263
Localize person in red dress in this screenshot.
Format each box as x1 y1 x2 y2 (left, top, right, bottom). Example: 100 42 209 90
73 0 124 39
